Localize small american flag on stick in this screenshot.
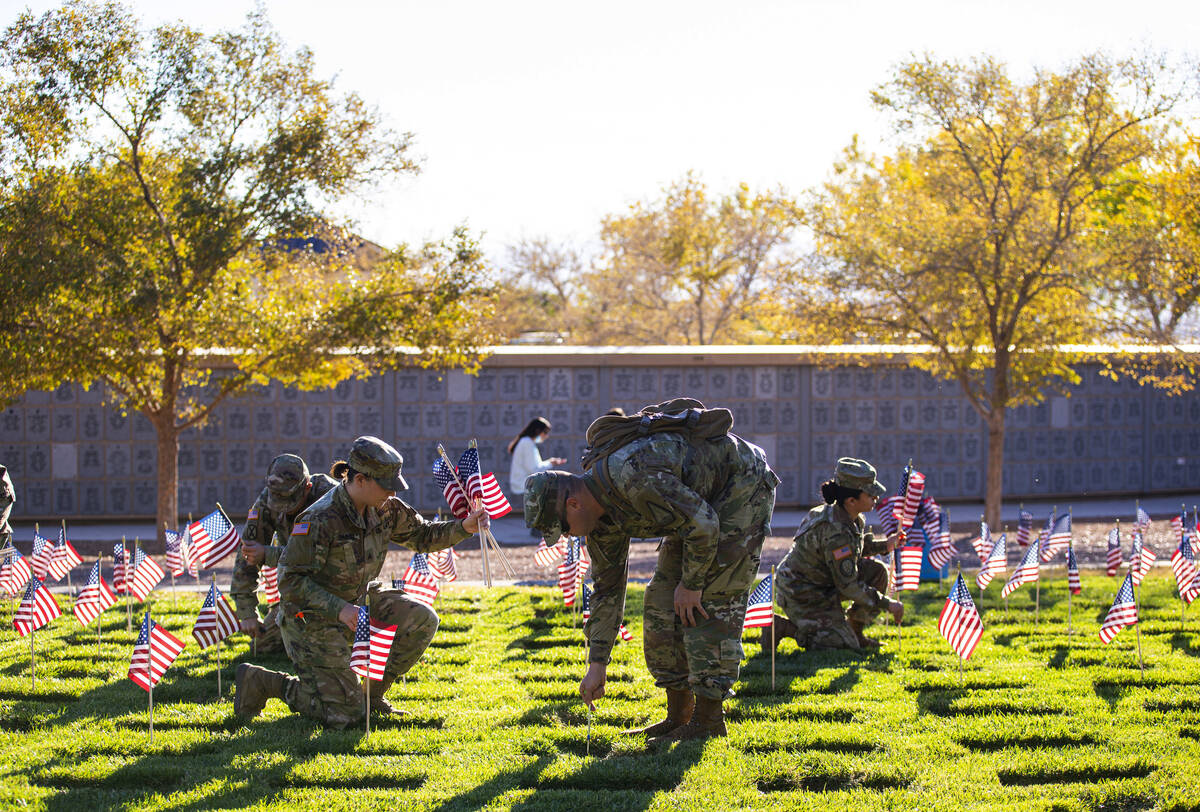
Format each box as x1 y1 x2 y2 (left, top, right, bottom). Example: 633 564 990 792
350 606 396 682
938 574 982 660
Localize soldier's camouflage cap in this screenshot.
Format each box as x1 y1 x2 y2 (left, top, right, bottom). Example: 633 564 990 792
835 457 886 498
523 470 573 545
348 436 409 492
265 454 310 512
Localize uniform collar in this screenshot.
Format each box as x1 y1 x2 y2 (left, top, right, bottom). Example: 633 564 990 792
332 482 373 530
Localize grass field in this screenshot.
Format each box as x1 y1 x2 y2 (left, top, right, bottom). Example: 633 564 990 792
1 572 1198 811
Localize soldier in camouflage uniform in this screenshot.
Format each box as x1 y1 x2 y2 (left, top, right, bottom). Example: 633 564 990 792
0 465 14 549
234 436 484 728
524 426 779 744
229 454 337 654
772 458 903 651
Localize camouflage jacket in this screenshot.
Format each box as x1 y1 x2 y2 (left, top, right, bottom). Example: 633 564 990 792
777 503 890 609
229 473 338 622
583 431 778 664
0 465 12 544
277 481 470 622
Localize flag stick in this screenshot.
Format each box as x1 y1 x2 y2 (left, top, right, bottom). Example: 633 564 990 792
61 520 73 593
123 536 132 633
97 552 104 658
586 704 593 758
436 444 491 587
977 513 985 606
468 439 517 577
211 575 222 701
770 565 777 694
1066 507 1074 643
147 612 155 745
364 593 371 737
187 513 199 589
29 622 35 690
165 523 177 610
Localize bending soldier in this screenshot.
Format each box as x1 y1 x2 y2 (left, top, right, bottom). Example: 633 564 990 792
771 458 903 651
229 453 336 654
524 400 779 744
234 436 485 728
0 464 13 549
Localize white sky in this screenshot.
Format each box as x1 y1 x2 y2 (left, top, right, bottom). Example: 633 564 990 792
3 0 1198 259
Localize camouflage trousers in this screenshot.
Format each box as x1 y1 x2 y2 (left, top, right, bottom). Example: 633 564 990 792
777 558 889 650
642 482 775 701
276 585 439 728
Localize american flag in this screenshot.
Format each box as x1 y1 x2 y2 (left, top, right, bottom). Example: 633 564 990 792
128 613 186 691
350 606 396 682
432 457 469 518
192 584 240 649
976 532 1007 590
1034 513 1053 558
47 527 82 582
1040 513 1072 562
73 561 116 627
112 542 129 594
533 537 564 568
126 548 165 601
971 520 993 561
742 573 774 629
895 465 925 539
0 544 32 597
874 496 899 537
580 584 633 642
927 506 954 569
1001 538 1041 598
1106 527 1122 577
1129 533 1156 587
896 545 924 591
401 553 440 607
1171 512 1184 545
29 531 52 579
13 576 61 636
258 565 280 604
938 574 983 660
558 537 588 606
164 528 191 577
1170 535 1198 604
188 509 242 569
1015 509 1034 549
1066 548 1081 595
458 446 513 518
1135 506 1151 531
1098 573 1138 644
427 548 459 582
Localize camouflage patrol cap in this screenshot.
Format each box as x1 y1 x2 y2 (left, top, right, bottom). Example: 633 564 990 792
523 470 574 545
265 454 310 513
835 457 886 498
348 436 409 492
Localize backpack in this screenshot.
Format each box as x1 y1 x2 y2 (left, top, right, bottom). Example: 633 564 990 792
580 398 734 472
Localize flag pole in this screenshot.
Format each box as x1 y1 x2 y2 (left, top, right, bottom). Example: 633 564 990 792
364 593 371 738
211 575 222 702
147 611 154 744
977 513 985 606
29 614 35 690
436 444 491 587
469 439 517 577
61 520 73 593
1066 507 1074 643
123 536 132 633
166 523 176 610
770 565 776 695
188 513 199 590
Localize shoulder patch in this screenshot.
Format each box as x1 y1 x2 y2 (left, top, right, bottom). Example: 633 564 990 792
832 544 853 561
247 509 259 520
291 522 310 536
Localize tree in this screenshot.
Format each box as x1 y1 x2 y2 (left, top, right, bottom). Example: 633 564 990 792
577 174 802 345
0 2 499 539
485 237 583 341
793 54 1184 525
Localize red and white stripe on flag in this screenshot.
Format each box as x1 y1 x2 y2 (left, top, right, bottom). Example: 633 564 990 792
402 554 440 607
1171 538 1198 604
127 552 165 601
896 546 924 591
427 548 459 582
0 548 32 597
1130 536 1156 587
192 585 240 649
128 613 186 691
742 573 774 629
188 509 242 569
1106 527 1122 577
29 532 53 580
938 574 983 660
1001 541 1040 598
618 623 634 642
976 533 1007 591
1066 548 1081 595
350 607 397 682
899 470 925 534
165 529 191 577
74 562 117 627
13 577 61 636
1099 574 1138 644
47 533 82 581
259 565 280 604
971 520 992 561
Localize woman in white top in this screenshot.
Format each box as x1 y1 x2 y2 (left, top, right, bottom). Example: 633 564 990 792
508 416 567 496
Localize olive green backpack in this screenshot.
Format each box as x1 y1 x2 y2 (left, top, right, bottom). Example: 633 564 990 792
579 398 734 472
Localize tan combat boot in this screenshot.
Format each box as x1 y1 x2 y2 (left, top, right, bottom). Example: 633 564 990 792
647 695 726 745
847 619 881 650
234 663 287 718
760 614 797 652
368 675 408 717
621 688 694 737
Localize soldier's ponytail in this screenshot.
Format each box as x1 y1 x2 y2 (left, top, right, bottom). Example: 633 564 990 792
820 478 863 507
330 460 362 481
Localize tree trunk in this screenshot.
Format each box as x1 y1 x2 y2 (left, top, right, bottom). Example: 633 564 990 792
154 416 179 554
984 408 1006 529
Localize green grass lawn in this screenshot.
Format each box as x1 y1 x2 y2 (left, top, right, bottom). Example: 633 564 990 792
1 572 1198 811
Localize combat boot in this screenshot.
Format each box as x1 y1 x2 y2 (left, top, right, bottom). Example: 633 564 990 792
368 675 408 717
621 688 694 737
234 663 287 718
759 614 797 652
647 695 726 745
847 619 881 650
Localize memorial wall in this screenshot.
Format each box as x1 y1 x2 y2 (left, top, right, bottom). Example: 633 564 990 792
2 347 1197 521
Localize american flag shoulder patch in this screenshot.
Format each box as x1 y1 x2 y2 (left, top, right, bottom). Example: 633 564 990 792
247 509 258 520
292 522 310 536
832 544 853 561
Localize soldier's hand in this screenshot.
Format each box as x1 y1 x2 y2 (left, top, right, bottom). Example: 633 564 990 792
888 600 904 624
338 603 360 631
580 662 607 710
884 532 901 553
242 539 266 566
461 504 488 534
239 618 262 637
673 584 708 627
